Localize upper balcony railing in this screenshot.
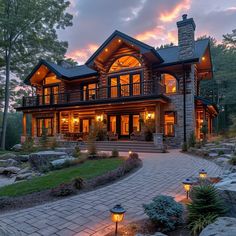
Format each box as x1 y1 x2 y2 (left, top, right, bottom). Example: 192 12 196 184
21 80 165 108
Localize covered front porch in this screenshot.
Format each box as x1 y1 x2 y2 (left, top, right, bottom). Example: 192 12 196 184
21 99 170 143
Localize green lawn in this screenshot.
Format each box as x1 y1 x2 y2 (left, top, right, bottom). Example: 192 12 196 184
0 158 123 197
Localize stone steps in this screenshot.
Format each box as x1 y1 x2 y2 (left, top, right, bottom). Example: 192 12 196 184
58 141 163 153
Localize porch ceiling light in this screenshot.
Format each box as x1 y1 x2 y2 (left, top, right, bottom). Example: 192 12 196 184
199 169 207 179
96 115 103 122
202 56 206 61
182 178 194 199
128 150 132 156
110 204 126 236
73 118 79 124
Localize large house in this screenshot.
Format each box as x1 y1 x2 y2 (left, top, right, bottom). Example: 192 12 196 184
16 14 218 147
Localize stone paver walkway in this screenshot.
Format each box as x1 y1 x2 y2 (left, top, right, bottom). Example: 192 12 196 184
0 150 222 236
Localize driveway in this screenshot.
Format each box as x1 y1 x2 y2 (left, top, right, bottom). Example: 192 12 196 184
0 150 222 236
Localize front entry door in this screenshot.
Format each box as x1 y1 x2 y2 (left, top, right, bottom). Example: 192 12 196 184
120 115 130 137
108 114 140 139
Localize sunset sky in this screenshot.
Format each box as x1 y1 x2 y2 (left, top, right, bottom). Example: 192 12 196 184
58 0 236 64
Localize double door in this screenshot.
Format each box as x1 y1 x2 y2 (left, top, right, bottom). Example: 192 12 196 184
108 114 140 138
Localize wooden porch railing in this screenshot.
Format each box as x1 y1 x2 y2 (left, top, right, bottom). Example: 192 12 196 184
22 80 165 108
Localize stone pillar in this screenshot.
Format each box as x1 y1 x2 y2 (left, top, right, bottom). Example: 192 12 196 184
153 133 163 148
155 103 161 133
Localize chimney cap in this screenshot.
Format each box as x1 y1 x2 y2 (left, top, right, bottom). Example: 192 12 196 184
182 14 187 20
177 14 196 30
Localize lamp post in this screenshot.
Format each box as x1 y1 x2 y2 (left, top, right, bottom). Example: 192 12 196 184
199 169 207 179
182 178 193 199
110 204 126 236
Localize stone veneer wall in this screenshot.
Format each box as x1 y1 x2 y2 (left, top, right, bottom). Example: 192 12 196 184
164 64 195 147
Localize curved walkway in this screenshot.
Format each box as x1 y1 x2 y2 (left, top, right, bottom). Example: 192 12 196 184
0 150 222 236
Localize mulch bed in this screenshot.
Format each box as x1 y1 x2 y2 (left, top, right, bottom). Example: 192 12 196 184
105 218 191 236
0 157 142 214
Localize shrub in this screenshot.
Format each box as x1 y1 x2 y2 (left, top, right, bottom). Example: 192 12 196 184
129 152 139 159
188 213 218 236
73 177 84 190
218 150 225 155
188 185 226 235
188 131 196 148
200 120 208 143
182 142 188 152
111 148 119 158
22 136 35 152
73 145 81 158
96 129 107 141
143 195 183 232
229 156 236 165
51 183 76 197
50 137 58 150
195 142 202 149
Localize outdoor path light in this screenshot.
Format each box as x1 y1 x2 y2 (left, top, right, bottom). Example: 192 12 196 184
182 178 194 199
199 169 207 179
110 204 126 236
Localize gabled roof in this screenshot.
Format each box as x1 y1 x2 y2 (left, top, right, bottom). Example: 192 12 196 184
156 38 210 66
24 59 98 84
86 30 164 66
195 95 219 114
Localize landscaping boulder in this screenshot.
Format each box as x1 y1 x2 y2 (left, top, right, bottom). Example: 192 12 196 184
215 173 236 216
15 173 33 181
11 144 22 152
200 217 236 236
17 155 29 162
208 152 218 158
50 156 76 168
0 153 17 159
2 167 21 175
0 159 18 166
209 147 233 155
135 233 167 236
29 151 67 170
0 167 4 174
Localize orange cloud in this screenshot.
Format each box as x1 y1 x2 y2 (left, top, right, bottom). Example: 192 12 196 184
66 43 99 64
136 26 165 42
160 0 191 22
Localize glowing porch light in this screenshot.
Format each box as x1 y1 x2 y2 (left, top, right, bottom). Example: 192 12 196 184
96 115 103 122
110 204 126 236
128 150 132 156
105 48 108 52
202 56 206 61
73 118 79 124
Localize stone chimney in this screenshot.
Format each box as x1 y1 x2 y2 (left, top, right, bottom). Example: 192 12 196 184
177 14 196 60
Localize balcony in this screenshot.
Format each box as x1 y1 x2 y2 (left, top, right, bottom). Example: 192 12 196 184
20 80 166 108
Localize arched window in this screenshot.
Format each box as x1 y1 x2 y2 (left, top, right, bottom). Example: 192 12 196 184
161 74 177 93
109 55 141 72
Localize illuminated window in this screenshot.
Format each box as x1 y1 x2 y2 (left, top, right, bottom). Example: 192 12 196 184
82 119 89 133
109 116 116 133
133 115 140 132
162 74 177 93
132 74 141 95
44 76 61 85
83 83 97 100
109 56 141 72
37 118 53 136
164 111 176 136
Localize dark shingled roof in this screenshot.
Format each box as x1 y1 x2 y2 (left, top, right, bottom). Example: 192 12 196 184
156 38 209 66
24 59 98 84
195 96 219 113
24 33 210 85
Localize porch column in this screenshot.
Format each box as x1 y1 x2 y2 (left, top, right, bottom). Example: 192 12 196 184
153 103 163 148
155 103 161 133
31 114 35 137
53 112 57 135
22 113 27 136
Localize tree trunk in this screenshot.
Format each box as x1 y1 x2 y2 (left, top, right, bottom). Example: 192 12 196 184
0 52 11 150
